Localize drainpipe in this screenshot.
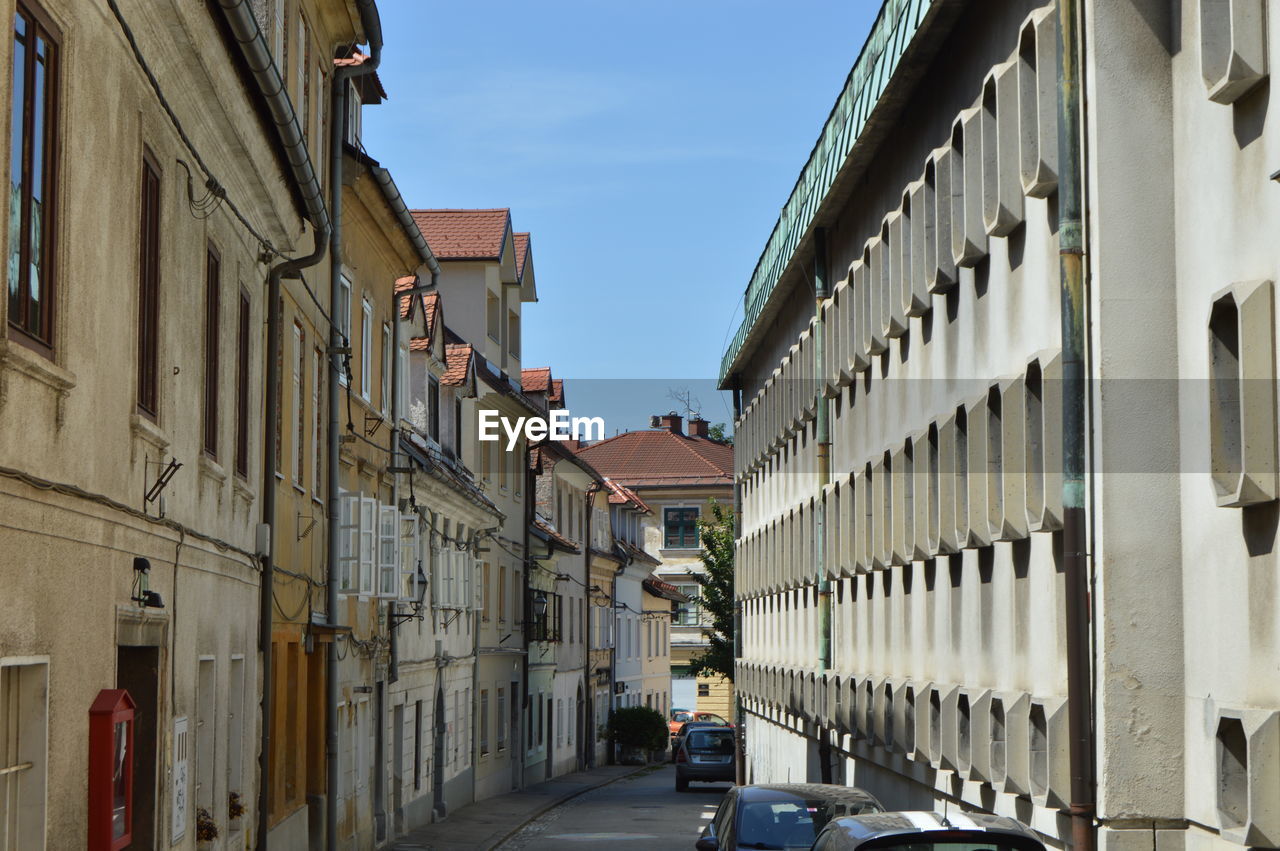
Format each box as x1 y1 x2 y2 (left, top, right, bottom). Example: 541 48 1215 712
327 4 382 849
212 3 331 850
732 382 746 786
1056 0 1095 848
811 228 833 785
582 482 601 769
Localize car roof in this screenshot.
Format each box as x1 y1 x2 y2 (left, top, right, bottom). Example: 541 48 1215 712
737 783 881 806
819 812 1044 851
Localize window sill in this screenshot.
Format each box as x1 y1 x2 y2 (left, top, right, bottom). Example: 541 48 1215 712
199 454 228 485
0 335 75 393
233 475 255 503
293 482 306 496
130 412 170 452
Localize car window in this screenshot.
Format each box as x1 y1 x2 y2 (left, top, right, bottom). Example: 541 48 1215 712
713 790 737 842
673 711 692 723
699 713 728 724
685 730 735 753
737 799 881 850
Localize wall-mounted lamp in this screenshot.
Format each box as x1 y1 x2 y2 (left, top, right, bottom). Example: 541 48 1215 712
131 557 164 609
532 590 549 619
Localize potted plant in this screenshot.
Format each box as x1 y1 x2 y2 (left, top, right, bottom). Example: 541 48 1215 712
607 706 668 765
227 791 245 830
195 807 218 848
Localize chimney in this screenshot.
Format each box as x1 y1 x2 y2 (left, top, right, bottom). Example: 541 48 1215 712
657 413 683 434
688 417 709 438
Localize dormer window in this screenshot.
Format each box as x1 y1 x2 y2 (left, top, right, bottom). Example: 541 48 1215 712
346 80 362 146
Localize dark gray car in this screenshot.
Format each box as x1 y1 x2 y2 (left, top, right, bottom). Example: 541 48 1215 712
675 726 737 791
695 784 883 850
808 811 1047 851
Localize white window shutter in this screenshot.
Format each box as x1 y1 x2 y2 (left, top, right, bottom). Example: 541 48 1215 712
358 496 377 596
400 513 421 602
378 505 399 598
338 492 359 595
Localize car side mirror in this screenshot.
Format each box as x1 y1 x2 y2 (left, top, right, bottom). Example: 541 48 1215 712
695 838 718 851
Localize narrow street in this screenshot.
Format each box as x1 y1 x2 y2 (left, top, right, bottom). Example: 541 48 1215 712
498 765 728 850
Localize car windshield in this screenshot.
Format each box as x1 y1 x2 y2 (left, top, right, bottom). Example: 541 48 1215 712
872 844 1035 851
739 799 882 850
685 730 735 754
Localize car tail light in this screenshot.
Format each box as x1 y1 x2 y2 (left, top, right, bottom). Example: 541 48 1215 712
675 748 688 763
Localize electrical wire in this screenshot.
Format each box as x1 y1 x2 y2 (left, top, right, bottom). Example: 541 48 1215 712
106 0 282 259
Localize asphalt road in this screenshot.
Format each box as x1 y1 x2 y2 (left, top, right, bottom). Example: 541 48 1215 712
498 764 731 850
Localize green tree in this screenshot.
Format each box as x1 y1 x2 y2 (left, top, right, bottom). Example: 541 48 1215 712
607 706 669 751
707 423 734 445
688 499 735 682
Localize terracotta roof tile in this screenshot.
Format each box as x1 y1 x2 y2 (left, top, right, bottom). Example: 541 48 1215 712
574 429 734 489
549 379 564 405
410 209 510 260
521 367 552 394
533 516 580 553
602 477 651 513
441 343 473 386
514 232 530 279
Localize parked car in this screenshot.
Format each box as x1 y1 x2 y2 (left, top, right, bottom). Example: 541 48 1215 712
695 784 883 850
670 709 731 736
674 725 737 791
807 811 1047 851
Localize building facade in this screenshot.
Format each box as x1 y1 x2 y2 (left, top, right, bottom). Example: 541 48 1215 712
577 414 735 720
721 1 1280 848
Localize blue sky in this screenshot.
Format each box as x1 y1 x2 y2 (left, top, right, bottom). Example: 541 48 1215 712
363 1 879 432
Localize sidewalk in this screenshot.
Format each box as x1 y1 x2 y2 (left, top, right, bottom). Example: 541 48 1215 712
389 764 649 851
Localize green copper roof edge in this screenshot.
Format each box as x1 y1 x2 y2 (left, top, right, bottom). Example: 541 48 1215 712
719 0 936 386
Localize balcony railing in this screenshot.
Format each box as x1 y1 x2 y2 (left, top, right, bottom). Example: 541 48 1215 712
720 0 938 384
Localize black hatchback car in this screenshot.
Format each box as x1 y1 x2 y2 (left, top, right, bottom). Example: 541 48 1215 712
695 784 883 850
809 811 1047 851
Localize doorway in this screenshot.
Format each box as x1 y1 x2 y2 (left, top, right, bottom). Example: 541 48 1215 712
432 689 446 819
509 680 521 791
117 646 159 849
544 697 553 780
392 703 404 835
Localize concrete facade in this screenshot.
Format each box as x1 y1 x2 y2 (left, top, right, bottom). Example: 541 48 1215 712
722 1 1280 848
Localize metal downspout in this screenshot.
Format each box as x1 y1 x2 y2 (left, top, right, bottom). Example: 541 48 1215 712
212 4 331 848
327 4 382 848
583 483 601 770
732 383 746 786
1056 0 1096 847
812 229 834 784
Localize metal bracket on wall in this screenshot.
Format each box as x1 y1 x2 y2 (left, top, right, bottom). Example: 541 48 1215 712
296 513 316 541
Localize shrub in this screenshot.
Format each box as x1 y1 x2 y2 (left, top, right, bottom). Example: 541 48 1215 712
607 706 668 752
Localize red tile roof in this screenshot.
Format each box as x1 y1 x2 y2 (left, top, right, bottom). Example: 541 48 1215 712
603 477 651 513
422 291 440 339
410 209 510 260
549 379 564 405
441 343 473 386
514 232 530 279
644 577 690 602
533 516 580 553
395 275 417 319
574 429 733 489
521 367 552 394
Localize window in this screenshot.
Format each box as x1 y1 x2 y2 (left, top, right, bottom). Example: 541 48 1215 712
481 562 491 621
136 152 161 417
381 322 391 415
360 299 371 399
295 15 310 146
0 660 48 849
556 699 563 747
486 292 500 341
337 275 351 385
497 688 507 750
427 376 440 442
203 246 221 456
698 682 711 698
507 309 519 358
498 566 507 622
345 80 362 146
675 584 701 626
312 347 322 495
234 291 251 476
291 322 305 485
7 4 58 351
454 398 462 458
479 690 489 756
664 507 699 549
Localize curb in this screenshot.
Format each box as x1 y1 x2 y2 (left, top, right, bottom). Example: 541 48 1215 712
484 764 653 850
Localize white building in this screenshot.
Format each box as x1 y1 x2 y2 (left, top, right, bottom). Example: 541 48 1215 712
721 1 1280 849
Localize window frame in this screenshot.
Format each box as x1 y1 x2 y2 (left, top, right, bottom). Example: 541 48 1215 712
136 149 162 419
663 506 700 549
234 289 251 477
202 243 220 458
337 275 352 386
360 297 372 400
6 2 60 354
